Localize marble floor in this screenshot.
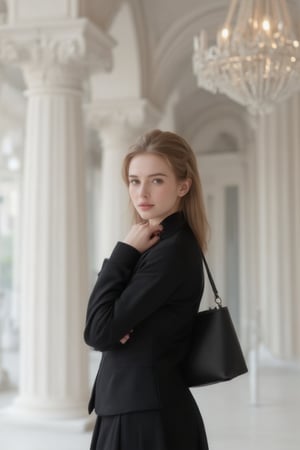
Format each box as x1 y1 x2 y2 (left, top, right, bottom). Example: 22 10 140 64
0 349 299 450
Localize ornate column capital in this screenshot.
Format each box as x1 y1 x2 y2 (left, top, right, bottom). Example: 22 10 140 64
0 18 114 90
86 98 161 143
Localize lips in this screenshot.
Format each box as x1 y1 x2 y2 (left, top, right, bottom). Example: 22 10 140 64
138 204 154 210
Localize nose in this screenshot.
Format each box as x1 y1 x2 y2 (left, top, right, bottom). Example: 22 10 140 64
139 181 149 198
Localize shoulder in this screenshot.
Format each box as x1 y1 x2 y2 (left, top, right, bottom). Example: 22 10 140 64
141 224 201 268
160 223 199 253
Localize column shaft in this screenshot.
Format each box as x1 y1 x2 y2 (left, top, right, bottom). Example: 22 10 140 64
256 95 300 359
98 130 133 260
15 82 89 419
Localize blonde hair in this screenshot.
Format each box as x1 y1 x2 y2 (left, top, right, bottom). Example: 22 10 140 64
122 129 209 251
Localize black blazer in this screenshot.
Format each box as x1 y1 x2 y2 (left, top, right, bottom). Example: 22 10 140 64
84 212 204 416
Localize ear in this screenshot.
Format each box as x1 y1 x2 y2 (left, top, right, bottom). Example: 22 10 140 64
178 178 192 197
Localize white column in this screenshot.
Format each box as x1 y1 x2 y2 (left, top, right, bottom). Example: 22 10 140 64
254 95 300 360
244 117 262 404
87 98 160 262
2 179 20 352
0 20 113 424
86 140 103 284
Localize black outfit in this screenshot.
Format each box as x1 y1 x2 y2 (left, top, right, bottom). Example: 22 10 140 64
84 212 209 450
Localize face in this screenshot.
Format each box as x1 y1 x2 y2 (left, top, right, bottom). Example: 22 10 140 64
127 153 191 225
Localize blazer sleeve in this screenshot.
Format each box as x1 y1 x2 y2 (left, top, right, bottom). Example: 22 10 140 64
84 241 180 351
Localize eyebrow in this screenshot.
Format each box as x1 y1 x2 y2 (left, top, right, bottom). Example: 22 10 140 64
128 173 168 178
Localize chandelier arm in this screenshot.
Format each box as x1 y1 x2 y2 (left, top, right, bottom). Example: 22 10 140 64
224 0 239 30
235 0 250 37
273 72 292 101
279 0 296 39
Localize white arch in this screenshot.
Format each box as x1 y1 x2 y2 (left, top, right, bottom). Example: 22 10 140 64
150 1 227 105
90 1 144 100
187 103 249 155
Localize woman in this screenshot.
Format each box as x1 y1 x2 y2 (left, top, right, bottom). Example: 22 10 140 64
84 129 210 450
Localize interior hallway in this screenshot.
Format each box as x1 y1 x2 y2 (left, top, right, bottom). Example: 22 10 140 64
0 349 299 450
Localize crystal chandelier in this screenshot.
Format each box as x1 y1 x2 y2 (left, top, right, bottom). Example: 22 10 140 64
193 0 300 114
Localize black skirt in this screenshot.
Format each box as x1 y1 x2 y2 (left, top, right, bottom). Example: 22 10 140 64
90 395 209 450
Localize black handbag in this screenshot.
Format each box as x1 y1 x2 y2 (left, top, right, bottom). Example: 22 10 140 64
182 253 248 387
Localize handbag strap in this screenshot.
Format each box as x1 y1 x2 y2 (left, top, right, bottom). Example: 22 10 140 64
201 250 223 308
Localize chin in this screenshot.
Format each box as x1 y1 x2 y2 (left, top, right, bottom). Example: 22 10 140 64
137 210 158 222
139 212 154 220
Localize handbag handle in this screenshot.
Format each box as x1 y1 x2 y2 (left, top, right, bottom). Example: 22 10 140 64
201 251 223 308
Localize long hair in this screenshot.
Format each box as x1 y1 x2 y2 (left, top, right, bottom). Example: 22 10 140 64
122 129 209 251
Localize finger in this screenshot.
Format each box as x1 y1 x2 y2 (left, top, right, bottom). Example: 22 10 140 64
150 224 163 234
120 334 130 344
148 234 161 246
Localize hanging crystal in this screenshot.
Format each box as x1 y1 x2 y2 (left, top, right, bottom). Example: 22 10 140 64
193 0 300 114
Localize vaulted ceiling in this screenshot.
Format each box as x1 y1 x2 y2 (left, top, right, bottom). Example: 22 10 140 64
83 0 248 147
85 0 300 148
1 0 300 154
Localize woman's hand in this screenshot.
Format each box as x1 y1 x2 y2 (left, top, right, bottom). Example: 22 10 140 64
123 222 163 253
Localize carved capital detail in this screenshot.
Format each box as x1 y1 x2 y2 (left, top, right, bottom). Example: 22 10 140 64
0 18 114 90
87 98 161 137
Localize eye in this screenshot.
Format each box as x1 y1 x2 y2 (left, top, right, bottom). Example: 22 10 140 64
129 178 139 185
152 178 164 184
